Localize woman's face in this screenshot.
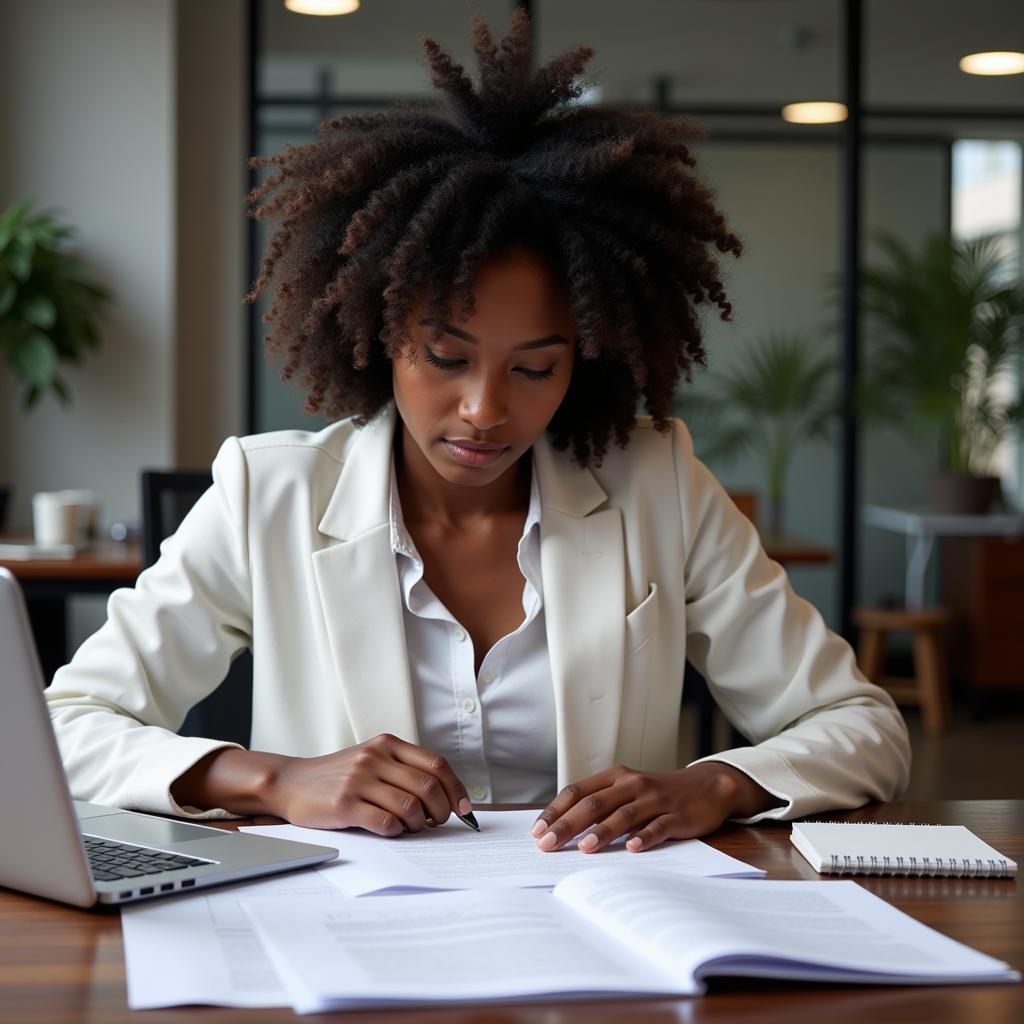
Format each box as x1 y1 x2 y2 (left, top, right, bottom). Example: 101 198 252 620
392 245 576 488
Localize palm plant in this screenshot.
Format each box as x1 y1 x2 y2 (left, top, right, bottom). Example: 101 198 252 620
674 331 837 533
856 230 1024 479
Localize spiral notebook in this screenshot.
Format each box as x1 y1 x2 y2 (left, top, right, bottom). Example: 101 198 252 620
791 823 1017 878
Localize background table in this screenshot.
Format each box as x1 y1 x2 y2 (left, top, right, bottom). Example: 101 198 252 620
0 800 1019 1022
864 504 1024 610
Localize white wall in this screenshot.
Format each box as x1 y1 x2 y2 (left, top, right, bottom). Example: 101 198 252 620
0 0 177 532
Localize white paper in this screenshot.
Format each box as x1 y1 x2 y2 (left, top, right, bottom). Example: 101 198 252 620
121 867 347 1009
240 808 763 895
240 889 690 1014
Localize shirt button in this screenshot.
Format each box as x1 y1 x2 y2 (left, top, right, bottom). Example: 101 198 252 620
471 785 488 801
480 670 494 685
460 697 477 713
453 626 467 642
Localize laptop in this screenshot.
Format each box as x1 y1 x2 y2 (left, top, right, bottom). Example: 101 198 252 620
0 567 338 908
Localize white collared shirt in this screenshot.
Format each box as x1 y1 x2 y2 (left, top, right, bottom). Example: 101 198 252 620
388 457 558 804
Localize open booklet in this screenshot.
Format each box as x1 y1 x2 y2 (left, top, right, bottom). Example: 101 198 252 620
240 865 1019 1014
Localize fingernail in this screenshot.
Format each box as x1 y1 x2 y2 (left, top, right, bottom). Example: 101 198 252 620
579 833 598 851
538 831 557 851
458 798 472 816
530 819 547 838
627 836 642 851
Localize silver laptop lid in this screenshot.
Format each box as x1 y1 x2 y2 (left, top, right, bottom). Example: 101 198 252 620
0 568 97 907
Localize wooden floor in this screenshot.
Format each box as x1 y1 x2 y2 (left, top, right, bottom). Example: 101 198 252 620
678 695 1024 803
899 700 1024 800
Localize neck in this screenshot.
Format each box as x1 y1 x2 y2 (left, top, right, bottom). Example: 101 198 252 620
395 424 530 528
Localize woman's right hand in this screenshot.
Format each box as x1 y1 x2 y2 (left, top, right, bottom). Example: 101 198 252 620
265 733 474 836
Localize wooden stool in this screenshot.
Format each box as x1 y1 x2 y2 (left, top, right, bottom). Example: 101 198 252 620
852 606 954 733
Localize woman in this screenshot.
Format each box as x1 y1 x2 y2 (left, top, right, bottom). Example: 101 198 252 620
46 9 909 855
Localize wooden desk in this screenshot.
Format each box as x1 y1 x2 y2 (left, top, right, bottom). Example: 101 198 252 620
0 537 142 683
0 800 1019 1022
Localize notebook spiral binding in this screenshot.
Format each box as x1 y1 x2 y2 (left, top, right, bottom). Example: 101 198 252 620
829 853 1013 878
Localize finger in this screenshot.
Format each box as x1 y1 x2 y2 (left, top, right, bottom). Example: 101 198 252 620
376 758 453 826
534 784 625 853
386 737 474 818
358 780 431 834
625 813 677 852
576 800 649 854
530 769 620 841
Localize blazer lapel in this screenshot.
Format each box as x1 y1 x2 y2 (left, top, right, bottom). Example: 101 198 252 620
312 406 420 745
533 436 625 790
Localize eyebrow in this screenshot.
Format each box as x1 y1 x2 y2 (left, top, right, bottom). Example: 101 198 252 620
419 319 569 351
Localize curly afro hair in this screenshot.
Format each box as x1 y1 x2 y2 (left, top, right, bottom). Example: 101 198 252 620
245 5 742 465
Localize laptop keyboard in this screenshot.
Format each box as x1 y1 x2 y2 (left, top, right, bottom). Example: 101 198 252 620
82 834 213 881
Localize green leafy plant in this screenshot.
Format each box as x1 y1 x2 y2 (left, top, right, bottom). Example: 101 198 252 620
0 198 113 408
674 331 837 533
856 230 1024 476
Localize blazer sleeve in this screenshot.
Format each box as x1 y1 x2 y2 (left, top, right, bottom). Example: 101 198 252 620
673 420 911 822
45 437 253 820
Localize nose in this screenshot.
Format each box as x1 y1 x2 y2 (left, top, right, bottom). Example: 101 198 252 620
458 373 509 432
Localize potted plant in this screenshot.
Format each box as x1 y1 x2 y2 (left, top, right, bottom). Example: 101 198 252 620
0 197 112 529
856 230 1024 514
674 331 837 534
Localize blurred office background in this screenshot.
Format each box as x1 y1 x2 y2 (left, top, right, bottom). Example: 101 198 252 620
1 1 1022 794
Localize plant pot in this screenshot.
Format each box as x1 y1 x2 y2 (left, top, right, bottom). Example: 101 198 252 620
0 484 9 532
927 472 1001 515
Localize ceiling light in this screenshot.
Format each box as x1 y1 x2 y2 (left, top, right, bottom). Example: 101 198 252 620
781 102 848 125
284 0 360 15
959 51 1024 76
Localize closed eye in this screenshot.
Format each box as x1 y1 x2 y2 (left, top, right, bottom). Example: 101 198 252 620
423 347 465 370
424 346 556 381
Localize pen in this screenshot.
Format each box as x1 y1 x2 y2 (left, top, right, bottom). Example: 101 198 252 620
457 810 480 831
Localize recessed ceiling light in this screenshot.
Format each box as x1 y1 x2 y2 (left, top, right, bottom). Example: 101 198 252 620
781 101 848 125
959 51 1024 76
284 0 360 15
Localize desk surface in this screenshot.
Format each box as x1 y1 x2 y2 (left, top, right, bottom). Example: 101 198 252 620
0 800 1020 1022
0 537 141 582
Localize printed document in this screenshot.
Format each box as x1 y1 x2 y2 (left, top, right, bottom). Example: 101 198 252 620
121 867 347 1009
240 808 763 895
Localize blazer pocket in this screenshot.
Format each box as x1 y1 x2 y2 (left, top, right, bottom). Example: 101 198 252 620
625 582 660 656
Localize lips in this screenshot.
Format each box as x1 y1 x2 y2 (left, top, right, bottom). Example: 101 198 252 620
441 437 511 468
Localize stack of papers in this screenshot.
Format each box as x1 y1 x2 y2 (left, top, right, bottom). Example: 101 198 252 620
121 809 1019 1013
122 809 761 1009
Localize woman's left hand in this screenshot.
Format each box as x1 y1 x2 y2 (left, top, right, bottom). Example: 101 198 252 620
531 761 782 853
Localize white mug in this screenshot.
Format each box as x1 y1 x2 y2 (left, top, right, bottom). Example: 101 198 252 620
32 492 79 547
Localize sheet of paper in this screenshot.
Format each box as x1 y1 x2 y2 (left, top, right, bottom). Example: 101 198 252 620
121 867 347 1009
240 808 763 895
239 889 690 1014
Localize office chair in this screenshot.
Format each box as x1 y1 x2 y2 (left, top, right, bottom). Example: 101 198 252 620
141 470 253 747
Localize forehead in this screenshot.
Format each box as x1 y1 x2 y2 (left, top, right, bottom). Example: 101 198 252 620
450 245 572 328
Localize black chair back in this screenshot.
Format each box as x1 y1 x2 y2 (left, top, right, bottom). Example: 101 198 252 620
140 470 253 747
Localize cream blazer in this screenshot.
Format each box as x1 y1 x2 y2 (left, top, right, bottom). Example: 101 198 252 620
46 404 910 823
